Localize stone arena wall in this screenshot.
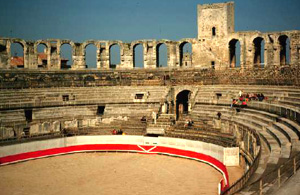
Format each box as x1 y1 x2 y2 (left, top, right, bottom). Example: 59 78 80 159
0 135 230 189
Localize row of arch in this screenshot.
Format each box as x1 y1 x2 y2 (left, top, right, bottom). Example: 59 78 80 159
229 35 291 68
8 40 193 69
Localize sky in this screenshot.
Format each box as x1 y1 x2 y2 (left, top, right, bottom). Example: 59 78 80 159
1 0 300 68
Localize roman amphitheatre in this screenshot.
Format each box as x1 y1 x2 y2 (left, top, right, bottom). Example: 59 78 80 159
1 1 300 195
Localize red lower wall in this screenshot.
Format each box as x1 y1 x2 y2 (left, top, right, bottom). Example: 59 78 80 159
0 144 229 190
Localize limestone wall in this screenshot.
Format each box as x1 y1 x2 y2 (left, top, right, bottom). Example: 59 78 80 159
0 2 298 70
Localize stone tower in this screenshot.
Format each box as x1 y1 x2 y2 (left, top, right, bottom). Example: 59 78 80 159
197 2 234 38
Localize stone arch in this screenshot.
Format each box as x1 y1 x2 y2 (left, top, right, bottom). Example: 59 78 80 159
9 39 27 69
109 42 122 69
34 40 50 69
156 42 168 68
131 41 145 68
176 90 191 120
253 37 265 67
0 40 7 68
59 40 75 55
34 40 50 53
228 39 241 68
60 41 75 69
83 41 98 69
178 41 192 67
278 35 290 65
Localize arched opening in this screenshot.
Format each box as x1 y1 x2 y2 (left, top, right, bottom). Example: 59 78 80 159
212 27 216 36
109 44 121 69
253 37 265 67
85 44 97 69
133 44 144 68
176 90 191 120
37 43 48 69
179 42 192 67
278 35 290 65
229 39 241 68
60 44 72 69
156 43 168 68
10 42 24 68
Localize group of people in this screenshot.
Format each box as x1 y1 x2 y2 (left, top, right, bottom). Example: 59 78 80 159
231 91 267 108
184 118 193 128
112 129 126 135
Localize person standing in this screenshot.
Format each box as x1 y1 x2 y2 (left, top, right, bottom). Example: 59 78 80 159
152 111 157 124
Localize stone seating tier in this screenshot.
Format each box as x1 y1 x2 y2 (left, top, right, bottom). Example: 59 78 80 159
0 86 170 110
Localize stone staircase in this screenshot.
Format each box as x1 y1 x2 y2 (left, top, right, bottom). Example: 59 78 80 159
146 113 175 135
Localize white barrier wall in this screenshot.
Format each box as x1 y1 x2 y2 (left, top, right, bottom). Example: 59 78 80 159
0 136 224 162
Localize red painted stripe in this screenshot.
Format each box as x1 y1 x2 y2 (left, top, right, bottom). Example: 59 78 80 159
0 144 229 189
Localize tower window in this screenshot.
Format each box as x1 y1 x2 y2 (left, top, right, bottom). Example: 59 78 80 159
212 27 216 36
135 93 144 99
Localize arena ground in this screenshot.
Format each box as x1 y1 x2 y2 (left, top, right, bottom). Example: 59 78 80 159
0 153 243 195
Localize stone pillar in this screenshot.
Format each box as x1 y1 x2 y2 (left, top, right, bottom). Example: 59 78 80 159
290 36 299 66
98 43 107 69
0 39 9 69
97 43 109 69
273 43 281 67
144 41 156 69
168 42 177 67
264 41 273 67
48 41 60 70
26 41 37 69
72 43 86 70
240 40 246 69
120 43 132 69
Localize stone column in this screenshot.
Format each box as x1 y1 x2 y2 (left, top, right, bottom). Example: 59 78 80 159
290 35 299 66
273 43 281 67
26 41 37 69
120 43 132 69
98 43 107 69
49 41 60 70
264 41 273 67
97 43 109 69
240 41 246 69
168 42 177 67
0 39 9 69
144 41 156 69
72 43 86 70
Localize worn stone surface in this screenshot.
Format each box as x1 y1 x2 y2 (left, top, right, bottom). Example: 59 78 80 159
0 2 299 70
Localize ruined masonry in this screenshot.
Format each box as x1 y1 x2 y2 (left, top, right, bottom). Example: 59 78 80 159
0 2 299 70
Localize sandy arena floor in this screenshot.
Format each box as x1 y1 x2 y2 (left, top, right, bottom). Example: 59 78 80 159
0 153 243 195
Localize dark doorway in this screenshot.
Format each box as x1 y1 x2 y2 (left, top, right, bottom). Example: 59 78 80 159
253 37 265 67
24 109 32 122
97 106 105 115
176 90 191 119
278 35 290 65
229 39 241 68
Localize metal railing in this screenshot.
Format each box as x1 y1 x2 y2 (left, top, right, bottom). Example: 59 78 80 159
246 151 300 195
221 124 261 195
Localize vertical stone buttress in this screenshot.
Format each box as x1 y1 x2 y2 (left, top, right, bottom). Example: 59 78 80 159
144 41 156 69
27 41 37 69
72 43 85 69
49 41 60 70
0 39 9 69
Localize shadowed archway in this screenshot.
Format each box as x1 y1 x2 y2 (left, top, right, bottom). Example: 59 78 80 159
176 90 191 120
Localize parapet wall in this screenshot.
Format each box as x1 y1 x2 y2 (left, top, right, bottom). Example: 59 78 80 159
0 2 299 70
1 30 299 70
0 135 230 189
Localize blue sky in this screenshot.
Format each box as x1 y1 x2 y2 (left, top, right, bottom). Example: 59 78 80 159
1 0 299 68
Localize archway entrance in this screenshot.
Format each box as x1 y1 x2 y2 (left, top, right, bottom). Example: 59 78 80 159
176 90 191 120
